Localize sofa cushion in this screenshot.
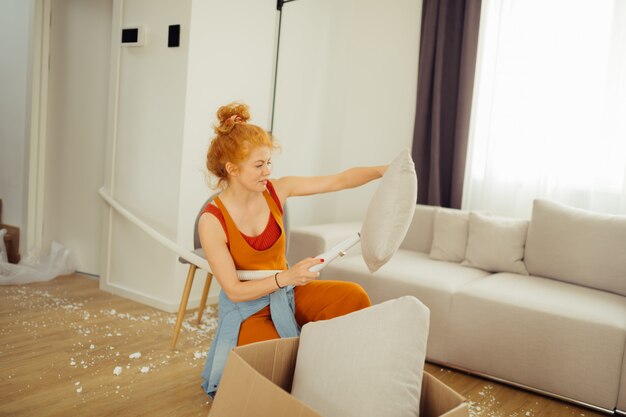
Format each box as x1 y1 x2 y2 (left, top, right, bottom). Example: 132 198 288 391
322 250 489 362
291 296 430 417
429 208 469 262
525 199 626 296
360 149 418 273
445 273 626 410
400 205 436 254
462 212 529 275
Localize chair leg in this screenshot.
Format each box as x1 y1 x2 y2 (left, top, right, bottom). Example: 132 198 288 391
197 272 213 324
171 264 197 349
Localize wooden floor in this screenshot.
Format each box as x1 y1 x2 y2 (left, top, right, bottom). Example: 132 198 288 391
423 364 605 417
0 274 608 417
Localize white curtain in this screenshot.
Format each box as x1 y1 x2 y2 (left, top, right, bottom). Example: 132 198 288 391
462 0 626 218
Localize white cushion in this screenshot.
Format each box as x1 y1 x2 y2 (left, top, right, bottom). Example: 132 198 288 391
400 205 436 254
462 212 529 275
429 208 469 262
291 296 430 417
525 199 626 296
360 149 418 273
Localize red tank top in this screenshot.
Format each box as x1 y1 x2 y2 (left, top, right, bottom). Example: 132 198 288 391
203 181 283 250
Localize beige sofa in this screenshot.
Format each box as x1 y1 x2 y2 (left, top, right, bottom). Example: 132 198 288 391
288 199 626 414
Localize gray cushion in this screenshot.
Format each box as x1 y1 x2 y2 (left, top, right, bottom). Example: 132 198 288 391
445 272 626 410
400 205 436 254
525 199 626 296
291 296 429 417
429 208 469 262
360 149 417 273
462 212 529 275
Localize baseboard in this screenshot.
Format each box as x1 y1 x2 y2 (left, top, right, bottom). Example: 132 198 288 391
100 280 218 313
77 271 100 280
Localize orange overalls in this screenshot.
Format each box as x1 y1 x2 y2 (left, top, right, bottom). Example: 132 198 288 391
212 187 371 347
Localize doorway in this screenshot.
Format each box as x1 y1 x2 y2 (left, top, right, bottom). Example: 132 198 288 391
42 0 112 276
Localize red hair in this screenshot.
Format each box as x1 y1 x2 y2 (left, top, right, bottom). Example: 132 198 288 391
206 102 279 189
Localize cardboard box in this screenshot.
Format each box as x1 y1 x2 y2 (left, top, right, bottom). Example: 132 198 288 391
209 337 468 417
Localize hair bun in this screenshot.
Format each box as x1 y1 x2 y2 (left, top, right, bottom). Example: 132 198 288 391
215 102 251 134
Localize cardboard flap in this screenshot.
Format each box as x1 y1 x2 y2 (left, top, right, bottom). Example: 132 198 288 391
420 372 468 417
234 337 300 392
209 339 321 417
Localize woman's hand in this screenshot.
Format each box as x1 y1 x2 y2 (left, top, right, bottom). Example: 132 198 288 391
276 257 324 287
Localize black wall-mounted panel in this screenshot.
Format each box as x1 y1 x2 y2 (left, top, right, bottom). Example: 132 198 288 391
168 25 180 47
121 28 139 44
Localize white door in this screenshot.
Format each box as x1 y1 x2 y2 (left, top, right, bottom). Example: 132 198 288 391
43 0 112 276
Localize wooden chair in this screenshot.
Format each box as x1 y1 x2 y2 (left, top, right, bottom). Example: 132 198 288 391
170 194 217 349
171 193 291 349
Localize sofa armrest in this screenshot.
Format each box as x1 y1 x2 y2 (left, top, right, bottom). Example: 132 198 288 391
287 222 362 266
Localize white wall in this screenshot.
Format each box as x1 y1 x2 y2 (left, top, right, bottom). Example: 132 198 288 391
334 0 421 222
0 0 35 254
101 0 193 309
102 0 278 310
272 0 422 226
175 0 278 306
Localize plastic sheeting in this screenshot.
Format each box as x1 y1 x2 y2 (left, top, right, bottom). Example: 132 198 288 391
0 234 75 285
0 229 7 263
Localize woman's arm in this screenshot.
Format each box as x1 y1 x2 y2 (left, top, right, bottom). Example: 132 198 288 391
198 213 323 302
272 165 387 202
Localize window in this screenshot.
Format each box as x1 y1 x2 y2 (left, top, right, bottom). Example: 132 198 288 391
463 0 626 217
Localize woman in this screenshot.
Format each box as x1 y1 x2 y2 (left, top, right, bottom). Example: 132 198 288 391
200 102 386 397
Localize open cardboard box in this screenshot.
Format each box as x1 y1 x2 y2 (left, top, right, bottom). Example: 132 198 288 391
208 337 468 417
